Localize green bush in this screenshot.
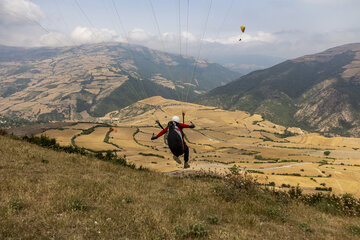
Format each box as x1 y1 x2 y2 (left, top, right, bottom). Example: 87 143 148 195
9 198 24 211
68 196 88 211
288 185 303 199
188 223 208 238
41 158 49 164
139 152 164 158
208 215 219 225
267 181 276 187
298 222 313 232
255 155 279 161
324 151 331 156
81 127 95 135
349 225 360 235
265 206 288 223
247 170 264 174
276 173 301 177
315 187 332 192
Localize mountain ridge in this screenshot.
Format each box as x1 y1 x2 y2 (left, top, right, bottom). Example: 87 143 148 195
0 42 240 122
198 43 360 137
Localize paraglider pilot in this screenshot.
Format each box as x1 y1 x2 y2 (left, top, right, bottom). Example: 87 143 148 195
151 116 195 168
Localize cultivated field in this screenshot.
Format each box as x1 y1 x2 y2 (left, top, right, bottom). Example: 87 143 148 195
41 96 360 197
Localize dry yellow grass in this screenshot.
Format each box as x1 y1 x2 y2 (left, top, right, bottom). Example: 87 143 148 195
74 127 118 151
39 128 82 146
2 135 360 239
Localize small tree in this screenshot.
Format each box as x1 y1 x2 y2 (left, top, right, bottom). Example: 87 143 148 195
324 151 331 156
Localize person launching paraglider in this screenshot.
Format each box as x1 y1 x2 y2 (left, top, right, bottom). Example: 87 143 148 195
151 116 195 169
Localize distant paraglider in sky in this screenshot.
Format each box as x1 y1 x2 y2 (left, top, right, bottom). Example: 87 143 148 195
239 25 245 41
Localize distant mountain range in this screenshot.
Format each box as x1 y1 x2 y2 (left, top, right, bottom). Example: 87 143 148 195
199 43 360 137
210 54 285 74
0 42 239 121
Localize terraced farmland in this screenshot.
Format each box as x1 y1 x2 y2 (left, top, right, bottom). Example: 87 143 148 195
41 96 360 197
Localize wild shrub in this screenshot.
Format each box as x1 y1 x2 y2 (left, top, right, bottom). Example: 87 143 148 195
254 155 279 161
188 223 208 238
267 181 276 187
247 170 264 174
318 160 328 166
137 165 149 171
175 226 187 238
105 150 116 161
9 198 24 211
139 152 164 158
0 128 7 136
315 187 332 191
300 193 360 216
288 185 303 199
277 173 301 177
23 135 86 155
41 158 49 164
104 128 113 143
214 171 259 201
123 197 132 203
208 216 219 225
23 135 136 169
213 169 360 217
68 196 88 211
94 152 103 159
265 206 288 223
81 127 95 135
298 222 313 232
348 225 360 235
324 151 331 156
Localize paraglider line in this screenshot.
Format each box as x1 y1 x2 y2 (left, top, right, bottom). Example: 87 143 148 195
146 0 182 102
185 0 213 102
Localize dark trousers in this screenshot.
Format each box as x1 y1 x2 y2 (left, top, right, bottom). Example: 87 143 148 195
184 144 189 163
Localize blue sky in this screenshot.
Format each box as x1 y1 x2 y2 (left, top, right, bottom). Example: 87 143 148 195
1 0 360 72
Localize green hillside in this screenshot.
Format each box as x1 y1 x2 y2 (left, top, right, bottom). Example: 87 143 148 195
199 43 360 137
1 134 360 239
92 76 187 117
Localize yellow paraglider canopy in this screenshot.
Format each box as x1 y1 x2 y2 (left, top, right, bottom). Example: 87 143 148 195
240 26 245 33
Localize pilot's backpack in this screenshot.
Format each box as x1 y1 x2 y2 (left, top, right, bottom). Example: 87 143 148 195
167 121 184 157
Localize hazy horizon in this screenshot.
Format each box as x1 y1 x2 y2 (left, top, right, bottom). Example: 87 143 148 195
1 0 359 72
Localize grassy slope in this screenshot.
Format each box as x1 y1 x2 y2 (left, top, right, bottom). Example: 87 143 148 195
0 135 359 239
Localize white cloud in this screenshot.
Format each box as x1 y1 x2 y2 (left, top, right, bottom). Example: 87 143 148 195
181 31 197 42
204 31 277 45
162 32 177 42
70 26 118 44
39 32 69 47
0 0 44 25
128 28 152 42
0 0 46 46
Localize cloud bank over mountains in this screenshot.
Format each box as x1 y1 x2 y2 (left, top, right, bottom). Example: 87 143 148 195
1 0 360 73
